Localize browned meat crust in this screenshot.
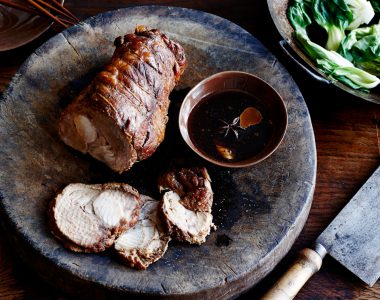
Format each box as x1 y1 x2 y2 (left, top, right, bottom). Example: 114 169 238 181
59 26 186 173
158 167 213 212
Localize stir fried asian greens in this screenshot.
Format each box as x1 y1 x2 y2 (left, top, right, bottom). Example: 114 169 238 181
288 0 380 90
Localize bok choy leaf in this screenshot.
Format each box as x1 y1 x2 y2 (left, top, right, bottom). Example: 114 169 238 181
339 23 380 75
288 0 380 90
312 0 353 51
312 0 374 50
346 0 375 30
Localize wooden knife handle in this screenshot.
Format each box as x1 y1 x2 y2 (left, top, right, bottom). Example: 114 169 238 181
261 248 324 300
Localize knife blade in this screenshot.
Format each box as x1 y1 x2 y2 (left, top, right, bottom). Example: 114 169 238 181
262 165 380 300
316 164 380 287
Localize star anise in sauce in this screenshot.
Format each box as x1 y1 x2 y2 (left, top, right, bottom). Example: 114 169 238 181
219 117 244 139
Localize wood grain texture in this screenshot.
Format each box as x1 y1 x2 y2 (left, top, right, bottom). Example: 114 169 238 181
262 249 323 300
0 1 379 300
0 5 315 299
0 233 25 299
0 5 51 51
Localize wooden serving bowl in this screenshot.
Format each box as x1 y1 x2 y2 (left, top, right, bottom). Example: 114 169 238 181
0 2 63 52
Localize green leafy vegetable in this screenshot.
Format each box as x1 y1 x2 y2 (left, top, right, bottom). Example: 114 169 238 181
339 23 380 75
297 31 380 89
312 0 353 50
288 0 380 90
370 0 380 12
311 0 374 50
288 0 313 36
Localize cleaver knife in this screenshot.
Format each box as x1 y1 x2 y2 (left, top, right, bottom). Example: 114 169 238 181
262 165 380 300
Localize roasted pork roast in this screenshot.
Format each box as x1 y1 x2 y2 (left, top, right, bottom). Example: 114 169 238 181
59 26 186 173
159 167 215 244
49 183 140 253
115 195 170 270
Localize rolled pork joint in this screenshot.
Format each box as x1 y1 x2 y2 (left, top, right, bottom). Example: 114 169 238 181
159 167 215 245
48 183 140 253
58 25 187 173
158 167 213 212
114 195 170 270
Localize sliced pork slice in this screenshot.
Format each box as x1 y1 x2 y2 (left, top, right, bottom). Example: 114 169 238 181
48 183 140 253
114 195 170 269
161 191 214 245
158 167 213 212
58 26 186 173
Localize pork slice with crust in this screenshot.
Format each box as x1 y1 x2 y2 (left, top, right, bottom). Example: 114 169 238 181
48 183 140 253
158 167 213 212
114 195 170 269
160 191 214 245
158 167 215 245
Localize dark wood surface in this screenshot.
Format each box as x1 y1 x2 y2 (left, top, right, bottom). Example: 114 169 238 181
0 6 316 299
0 1 379 299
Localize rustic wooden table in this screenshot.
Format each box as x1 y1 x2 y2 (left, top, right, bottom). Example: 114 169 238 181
0 1 380 299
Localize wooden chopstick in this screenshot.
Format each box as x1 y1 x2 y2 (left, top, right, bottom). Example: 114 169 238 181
0 0 78 28
57 16 76 26
25 0 69 28
50 0 79 22
34 0 77 22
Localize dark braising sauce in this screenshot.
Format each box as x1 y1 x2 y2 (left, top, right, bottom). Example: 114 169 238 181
188 90 273 162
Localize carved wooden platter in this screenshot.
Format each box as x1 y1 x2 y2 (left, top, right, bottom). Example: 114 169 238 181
0 6 316 299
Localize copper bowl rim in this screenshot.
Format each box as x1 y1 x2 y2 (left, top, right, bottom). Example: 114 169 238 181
178 70 288 168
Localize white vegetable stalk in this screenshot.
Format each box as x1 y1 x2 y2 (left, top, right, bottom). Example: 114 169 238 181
333 67 380 89
346 0 375 30
296 31 380 89
326 26 346 51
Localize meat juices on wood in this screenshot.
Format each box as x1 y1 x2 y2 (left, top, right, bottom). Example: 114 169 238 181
59 26 186 173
